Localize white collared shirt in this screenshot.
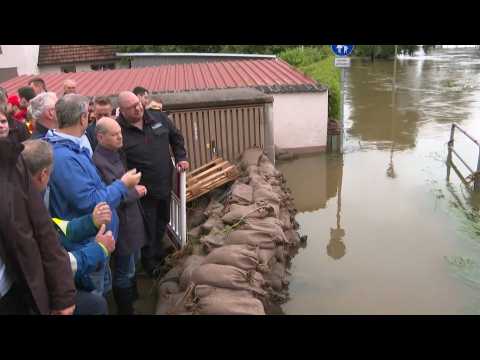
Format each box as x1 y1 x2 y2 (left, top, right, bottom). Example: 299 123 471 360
49 129 93 158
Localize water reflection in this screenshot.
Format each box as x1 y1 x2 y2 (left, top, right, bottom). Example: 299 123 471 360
327 156 345 260
277 153 344 213
347 60 419 150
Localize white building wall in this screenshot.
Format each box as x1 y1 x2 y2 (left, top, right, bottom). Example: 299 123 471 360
272 91 328 152
0 45 39 75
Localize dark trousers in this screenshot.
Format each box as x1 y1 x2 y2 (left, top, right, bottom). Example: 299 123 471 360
0 284 30 315
74 290 108 315
140 195 171 264
0 285 107 315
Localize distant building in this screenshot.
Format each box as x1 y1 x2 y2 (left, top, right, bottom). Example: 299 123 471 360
0 45 127 82
37 45 126 74
0 45 39 82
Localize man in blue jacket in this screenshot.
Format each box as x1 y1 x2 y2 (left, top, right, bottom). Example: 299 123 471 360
44 94 141 296
22 139 115 314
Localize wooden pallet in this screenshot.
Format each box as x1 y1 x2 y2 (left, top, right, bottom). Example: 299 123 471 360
186 157 240 202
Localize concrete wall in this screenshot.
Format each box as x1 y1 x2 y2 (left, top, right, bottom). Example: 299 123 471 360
0 45 39 75
272 91 328 153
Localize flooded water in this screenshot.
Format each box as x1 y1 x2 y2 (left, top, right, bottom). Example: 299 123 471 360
279 48 480 314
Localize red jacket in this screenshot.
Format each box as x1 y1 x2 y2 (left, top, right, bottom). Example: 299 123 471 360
0 139 76 314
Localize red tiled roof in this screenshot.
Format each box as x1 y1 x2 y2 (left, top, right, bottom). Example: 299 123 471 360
38 45 118 65
0 58 322 98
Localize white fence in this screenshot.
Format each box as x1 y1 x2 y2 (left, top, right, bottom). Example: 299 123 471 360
167 163 187 248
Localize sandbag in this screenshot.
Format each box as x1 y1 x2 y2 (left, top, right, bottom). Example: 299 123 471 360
239 218 288 245
201 216 224 233
230 183 254 205
225 229 277 249
204 199 224 217
159 265 183 284
253 187 280 216
156 292 189 315
191 263 266 296
264 262 289 292
157 281 180 298
188 225 203 239
279 208 293 230
192 285 265 315
240 148 264 169
203 244 259 271
258 156 282 178
199 230 226 252
179 255 205 290
187 208 207 229
257 248 277 268
275 246 287 264
222 203 273 225
285 229 301 246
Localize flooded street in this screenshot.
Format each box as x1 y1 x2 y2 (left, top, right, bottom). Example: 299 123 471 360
279 48 480 314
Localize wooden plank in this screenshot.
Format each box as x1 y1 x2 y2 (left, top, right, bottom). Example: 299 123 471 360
187 165 238 194
187 157 224 178
187 176 238 202
187 160 230 184
188 165 236 189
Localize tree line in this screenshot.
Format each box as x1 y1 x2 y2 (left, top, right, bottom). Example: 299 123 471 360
116 45 437 61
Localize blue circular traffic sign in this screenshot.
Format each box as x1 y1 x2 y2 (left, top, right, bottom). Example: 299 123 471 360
331 45 354 57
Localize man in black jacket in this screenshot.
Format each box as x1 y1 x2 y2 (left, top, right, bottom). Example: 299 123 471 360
117 91 189 277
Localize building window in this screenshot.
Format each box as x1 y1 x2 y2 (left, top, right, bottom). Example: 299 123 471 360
91 63 116 71
0 46 2 54
61 65 76 73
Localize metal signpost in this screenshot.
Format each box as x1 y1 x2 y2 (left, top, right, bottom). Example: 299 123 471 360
331 45 354 153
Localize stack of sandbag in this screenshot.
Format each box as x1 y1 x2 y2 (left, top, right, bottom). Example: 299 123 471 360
156 147 305 315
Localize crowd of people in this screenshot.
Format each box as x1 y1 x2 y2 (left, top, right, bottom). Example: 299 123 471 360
0 78 189 315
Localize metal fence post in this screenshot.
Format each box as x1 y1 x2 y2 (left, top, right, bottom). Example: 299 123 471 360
180 170 187 247
475 150 480 192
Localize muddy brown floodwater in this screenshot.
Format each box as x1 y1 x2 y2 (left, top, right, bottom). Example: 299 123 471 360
278 48 480 314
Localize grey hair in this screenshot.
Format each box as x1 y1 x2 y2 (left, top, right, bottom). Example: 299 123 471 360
30 92 57 120
0 87 6 105
0 103 7 117
55 94 88 129
21 140 54 175
95 120 109 136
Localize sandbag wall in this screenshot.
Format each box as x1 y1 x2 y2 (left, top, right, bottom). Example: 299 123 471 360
156 148 306 315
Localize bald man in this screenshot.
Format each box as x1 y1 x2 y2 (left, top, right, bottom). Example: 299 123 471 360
116 91 188 277
63 79 77 95
92 117 147 314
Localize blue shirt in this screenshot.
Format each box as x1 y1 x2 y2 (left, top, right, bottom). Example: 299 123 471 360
0 255 12 298
48 129 93 158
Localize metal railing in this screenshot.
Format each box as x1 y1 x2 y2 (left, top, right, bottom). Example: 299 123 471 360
167 161 187 248
447 123 480 191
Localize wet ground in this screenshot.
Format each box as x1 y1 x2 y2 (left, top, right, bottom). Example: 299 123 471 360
279 48 480 314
